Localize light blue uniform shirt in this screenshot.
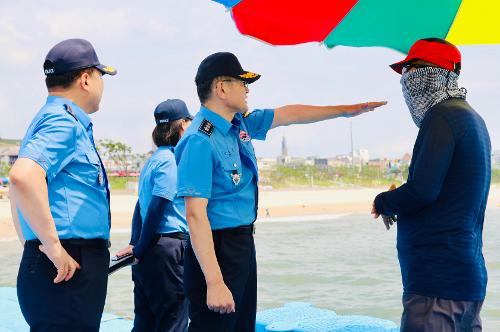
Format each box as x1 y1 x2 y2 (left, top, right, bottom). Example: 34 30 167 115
138 146 188 234
18 96 110 240
175 106 274 230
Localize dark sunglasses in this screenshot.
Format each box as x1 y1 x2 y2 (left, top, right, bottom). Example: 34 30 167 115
402 63 435 74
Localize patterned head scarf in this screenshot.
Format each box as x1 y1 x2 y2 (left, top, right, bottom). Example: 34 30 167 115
401 67 467 128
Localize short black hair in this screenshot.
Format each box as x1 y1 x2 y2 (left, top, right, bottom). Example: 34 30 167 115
197 75 239 103
45 66 96 89
152 118 189 147
196 79 213 103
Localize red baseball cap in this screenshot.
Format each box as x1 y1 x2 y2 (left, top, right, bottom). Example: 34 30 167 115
390 38 461 74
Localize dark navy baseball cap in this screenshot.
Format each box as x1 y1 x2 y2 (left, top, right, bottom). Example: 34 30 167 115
43 38 117 76
154 99 193 125
195 52 260 85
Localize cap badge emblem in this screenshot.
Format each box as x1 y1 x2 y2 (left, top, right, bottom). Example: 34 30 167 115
239 72 258 79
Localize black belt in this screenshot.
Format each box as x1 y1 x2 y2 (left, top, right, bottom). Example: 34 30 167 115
25 238 110 249
212 224 255 235
158 232 189 241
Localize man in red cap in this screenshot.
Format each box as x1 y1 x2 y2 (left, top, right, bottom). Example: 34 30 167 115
372 38 491 331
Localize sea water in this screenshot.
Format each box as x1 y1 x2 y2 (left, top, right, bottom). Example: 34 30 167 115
1 210 499 330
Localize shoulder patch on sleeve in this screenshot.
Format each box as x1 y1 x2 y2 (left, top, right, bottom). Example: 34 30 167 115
64 104 78 122
199 119 214 136
243 111 251 118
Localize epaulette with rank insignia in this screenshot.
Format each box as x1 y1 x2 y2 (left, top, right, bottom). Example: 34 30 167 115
64 104 78 122
199 119 214 136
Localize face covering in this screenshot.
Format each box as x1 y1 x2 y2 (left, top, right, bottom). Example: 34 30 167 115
400 67 467 128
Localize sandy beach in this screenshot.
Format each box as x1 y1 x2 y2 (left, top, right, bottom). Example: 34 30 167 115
1 186 499 240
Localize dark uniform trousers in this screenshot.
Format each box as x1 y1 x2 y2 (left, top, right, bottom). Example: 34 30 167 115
184 227 257 332
17 240 109 332
401 294 483 332
132 236 189 332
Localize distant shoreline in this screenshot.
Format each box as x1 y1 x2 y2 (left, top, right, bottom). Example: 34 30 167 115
0 186 499 241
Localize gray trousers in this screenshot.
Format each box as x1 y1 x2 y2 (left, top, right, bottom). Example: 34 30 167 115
401 294 483 332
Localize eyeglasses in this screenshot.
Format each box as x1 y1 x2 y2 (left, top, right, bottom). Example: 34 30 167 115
221 79 248 89
402 63 434 74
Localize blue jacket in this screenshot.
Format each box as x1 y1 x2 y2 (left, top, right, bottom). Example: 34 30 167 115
375 98 491 301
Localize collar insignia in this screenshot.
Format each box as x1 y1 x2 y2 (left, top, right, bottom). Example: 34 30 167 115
64 104 78 122
199 119 214 136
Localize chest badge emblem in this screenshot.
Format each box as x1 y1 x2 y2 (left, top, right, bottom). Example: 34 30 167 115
239 130 251 142
231 170 241 185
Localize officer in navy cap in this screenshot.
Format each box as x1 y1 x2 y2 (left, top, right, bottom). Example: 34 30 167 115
175 51 387 331
9 38 116 331
116 99 193 332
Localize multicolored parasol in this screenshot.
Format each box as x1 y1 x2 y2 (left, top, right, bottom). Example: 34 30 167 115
213 0 500 53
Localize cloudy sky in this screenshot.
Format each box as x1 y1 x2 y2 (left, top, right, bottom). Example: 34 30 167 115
1 0 499 159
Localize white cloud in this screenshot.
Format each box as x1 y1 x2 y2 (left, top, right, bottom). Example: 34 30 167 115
0 16 37 65
34 8 130 41
1 0 499 159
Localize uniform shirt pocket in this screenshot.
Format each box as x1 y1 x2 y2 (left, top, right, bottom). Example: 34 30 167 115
220 158 242 192
76 149 102 187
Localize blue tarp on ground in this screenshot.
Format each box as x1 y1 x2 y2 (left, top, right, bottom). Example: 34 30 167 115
0 287 133 331
1 287 399 331
256 302 399 332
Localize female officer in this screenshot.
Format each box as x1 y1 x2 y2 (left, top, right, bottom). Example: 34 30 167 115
116 99 192 332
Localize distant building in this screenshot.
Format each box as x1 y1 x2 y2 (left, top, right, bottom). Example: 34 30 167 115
356 149 370 164
314 158 328 169
368 158 390 169
334 149 370 167
277 155 290 166
281 135 288 157
257 157 277 170
0 146 19 165
277 135 289 166
285 157 306 167
304 157 314 166
327 158 349 168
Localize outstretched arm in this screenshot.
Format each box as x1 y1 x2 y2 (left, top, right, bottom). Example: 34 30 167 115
271 102 387 128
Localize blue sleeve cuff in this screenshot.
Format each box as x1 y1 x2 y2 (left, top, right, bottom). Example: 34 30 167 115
253 109 275 141
18 150 51 176
177 187 211 198
151 189 175 201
